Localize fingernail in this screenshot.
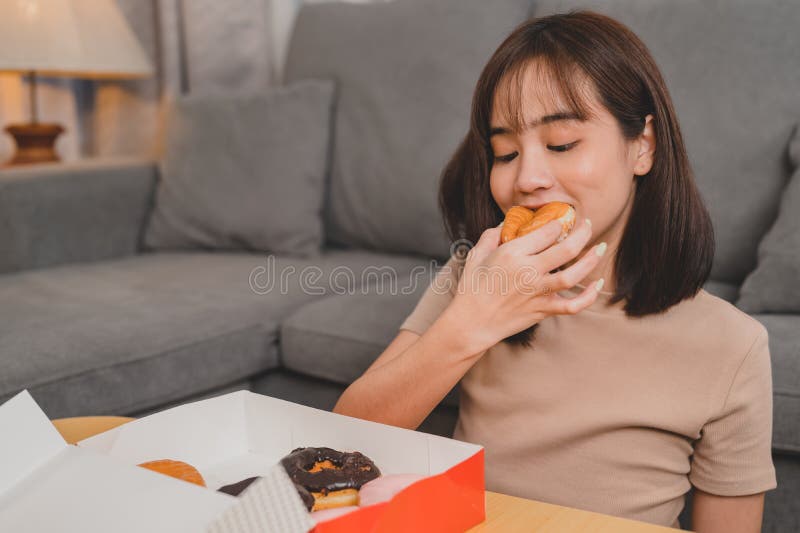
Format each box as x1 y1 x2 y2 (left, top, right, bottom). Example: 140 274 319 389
595 242 607 257
498 221 504 227
595 278 605 291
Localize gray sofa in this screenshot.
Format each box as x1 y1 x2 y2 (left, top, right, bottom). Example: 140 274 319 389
0 1 797 531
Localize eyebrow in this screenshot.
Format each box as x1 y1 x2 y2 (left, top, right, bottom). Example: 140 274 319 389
489 111 584 137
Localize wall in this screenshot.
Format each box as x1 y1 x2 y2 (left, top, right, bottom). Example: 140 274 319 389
0 0 312 164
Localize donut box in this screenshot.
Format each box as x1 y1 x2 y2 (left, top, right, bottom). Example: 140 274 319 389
0 389 485 532
0 391 235 532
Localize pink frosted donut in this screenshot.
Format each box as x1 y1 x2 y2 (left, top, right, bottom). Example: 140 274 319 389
311 505 359 523
357 474 427 507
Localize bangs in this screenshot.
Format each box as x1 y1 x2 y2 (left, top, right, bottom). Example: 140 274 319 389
491 54 597 133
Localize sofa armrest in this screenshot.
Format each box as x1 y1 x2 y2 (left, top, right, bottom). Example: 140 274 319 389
0 157 157 274
751 314 800 454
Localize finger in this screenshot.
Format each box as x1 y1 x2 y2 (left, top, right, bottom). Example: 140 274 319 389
535 217 595 273
465 223 504 264
538 278 602 315
540 239 606 292
501 218 565 256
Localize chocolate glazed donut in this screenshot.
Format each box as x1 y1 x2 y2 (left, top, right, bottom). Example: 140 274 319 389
281 447 381 494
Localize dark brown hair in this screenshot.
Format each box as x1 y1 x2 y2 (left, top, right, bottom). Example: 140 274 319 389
438 10 714 348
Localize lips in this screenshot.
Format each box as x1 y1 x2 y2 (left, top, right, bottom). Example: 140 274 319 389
519 201 575 211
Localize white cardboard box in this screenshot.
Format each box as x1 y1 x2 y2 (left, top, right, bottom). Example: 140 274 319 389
0 391 234 532
1 389 485 532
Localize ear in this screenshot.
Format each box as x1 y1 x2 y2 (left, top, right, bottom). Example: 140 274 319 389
633 114 655 176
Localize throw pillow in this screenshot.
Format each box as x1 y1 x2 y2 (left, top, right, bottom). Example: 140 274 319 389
737 123 800 313
283 0 532 260
144 79 336 258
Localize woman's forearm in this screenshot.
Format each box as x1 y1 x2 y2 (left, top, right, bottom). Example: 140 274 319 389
333 306 487 430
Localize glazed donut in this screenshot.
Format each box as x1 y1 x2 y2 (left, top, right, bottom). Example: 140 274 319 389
281 447 381 511
138 459 206 487
500 202 576 244
311 488 359 511
311 505 360 524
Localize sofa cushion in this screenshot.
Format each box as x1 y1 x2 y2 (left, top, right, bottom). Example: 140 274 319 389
737 124 800 313
144 79 335 258
752 315 800 454
280 263 460 408
284 0 532 259
530 0 800 284
0 248 427 418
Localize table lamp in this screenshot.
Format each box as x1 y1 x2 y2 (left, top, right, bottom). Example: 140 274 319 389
0 0 153 166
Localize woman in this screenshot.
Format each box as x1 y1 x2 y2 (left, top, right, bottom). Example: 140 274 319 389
334 11 776 532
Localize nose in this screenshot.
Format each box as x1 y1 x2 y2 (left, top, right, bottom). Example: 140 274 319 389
515 151 556 194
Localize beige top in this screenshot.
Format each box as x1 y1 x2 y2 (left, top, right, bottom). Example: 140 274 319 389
399 256 777 529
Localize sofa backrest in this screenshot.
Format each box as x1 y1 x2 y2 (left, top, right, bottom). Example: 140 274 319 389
0 159 156 275
284 0 533 261
287 0 799 284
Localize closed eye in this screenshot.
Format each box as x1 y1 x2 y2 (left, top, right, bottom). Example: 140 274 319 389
494 152 518 163
548 141 579 152
493 141 578 164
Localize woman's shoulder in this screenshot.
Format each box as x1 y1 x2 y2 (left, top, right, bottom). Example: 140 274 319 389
670 288 768 349
632 289 771 392
694 288 766 328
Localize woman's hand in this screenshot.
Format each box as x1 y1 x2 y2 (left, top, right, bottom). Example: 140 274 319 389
444 216 606 352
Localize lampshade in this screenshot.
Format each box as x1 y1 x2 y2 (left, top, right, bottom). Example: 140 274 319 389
0 0 153 79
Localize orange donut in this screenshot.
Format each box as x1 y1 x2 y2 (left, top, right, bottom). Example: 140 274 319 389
138 459 206 487
500 202 576 244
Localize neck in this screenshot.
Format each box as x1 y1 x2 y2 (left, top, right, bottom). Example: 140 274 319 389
563 187 636 294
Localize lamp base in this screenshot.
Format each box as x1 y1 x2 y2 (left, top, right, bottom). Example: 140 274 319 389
4 123 64 166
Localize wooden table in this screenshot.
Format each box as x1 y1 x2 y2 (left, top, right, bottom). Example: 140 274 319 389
52 417 682 532
467 492 681 532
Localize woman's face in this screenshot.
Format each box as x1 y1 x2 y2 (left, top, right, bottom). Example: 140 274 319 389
489 62 654 254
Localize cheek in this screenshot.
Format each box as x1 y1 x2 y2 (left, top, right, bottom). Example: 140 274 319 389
560 147 633 223
489 167 515 211
559 148 612 189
